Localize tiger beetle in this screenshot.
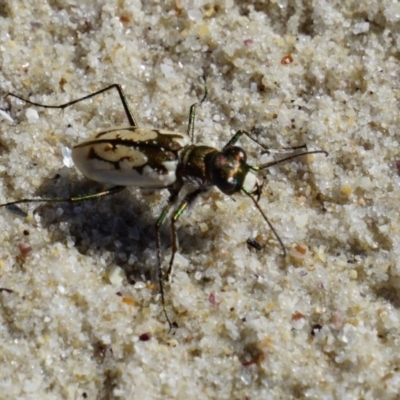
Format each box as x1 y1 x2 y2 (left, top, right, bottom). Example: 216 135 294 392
1 81 327 330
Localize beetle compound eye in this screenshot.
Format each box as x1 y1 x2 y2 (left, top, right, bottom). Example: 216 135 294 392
207 152 247 195
207 146 249 194
223 146 247 163
213 170 239 194
208 153 237 194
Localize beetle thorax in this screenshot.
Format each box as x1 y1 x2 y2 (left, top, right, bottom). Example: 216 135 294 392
177 145 217 188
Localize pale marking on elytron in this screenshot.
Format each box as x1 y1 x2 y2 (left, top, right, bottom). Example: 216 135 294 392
72 146 178 187
72 144 148 181
142 161 178 187
156 130 189 147
97 143 148 165
95 127 158 142
93 126 189 148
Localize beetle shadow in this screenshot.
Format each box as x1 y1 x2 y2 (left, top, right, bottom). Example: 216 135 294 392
23 175 249 284
27 174 177 283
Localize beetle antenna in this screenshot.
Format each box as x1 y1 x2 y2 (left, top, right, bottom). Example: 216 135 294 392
243 189 287 257
258 150 328 170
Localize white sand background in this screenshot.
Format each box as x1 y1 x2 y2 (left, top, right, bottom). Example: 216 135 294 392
0 1 400 399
